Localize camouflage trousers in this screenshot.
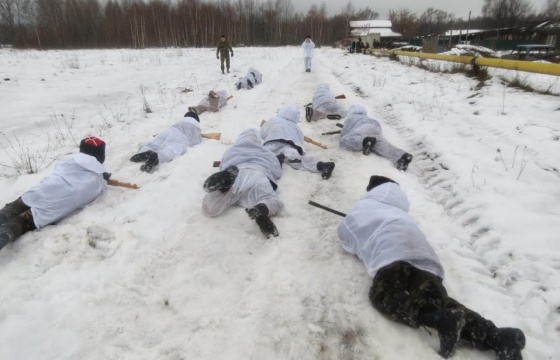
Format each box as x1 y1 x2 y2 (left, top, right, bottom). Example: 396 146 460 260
0 197 36 237
369 261 497 350
220 55 230 72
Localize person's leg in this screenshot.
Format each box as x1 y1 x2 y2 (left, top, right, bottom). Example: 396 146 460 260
0 210 36 251
208 92 220 112
226 56 230 73
340 132 367 152
0 197 30 225
369 262 466 358
220 56 225 73
372 134 413 171
440 296 525 359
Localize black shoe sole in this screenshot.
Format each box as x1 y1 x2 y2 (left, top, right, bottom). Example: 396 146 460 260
255 216 279 238
130 151 153 163
305 107 313 122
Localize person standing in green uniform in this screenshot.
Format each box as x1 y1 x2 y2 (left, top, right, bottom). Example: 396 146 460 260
216 35 234 74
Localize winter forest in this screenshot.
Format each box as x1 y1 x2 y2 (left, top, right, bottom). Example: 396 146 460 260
1 0 560 48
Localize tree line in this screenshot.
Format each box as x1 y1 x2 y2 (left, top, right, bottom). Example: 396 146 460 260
0 0 559 49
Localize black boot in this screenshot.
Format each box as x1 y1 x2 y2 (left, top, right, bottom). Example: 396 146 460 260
130 150 154 163
204 166 239 193
255 216 279 238
362 137 376 155
397 153 413 171
0 197 29 226
245 204 279 238
317 161 335 180
418 309 466 358
305 106 313 122
488 328 525 360
0 211 35 251
140 152 159 173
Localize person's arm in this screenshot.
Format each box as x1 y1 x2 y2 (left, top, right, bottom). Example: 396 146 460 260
229 43 233 56
216 44 220 59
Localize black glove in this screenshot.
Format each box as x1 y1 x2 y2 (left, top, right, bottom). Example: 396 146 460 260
103 172 112 181
231 53 234 57
216 55 219 59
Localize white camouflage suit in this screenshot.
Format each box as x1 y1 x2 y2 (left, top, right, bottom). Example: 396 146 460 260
260 104 320 173
310 83 347 120
235 67 262 90
21 153 107 229
192 90 228 114
340 105 407 165
138 116 202 163
301 38 315 71
202 129 283 217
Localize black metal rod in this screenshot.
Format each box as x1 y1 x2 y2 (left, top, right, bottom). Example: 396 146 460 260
308 200 346 217
321 130 342 135
336 123 344 128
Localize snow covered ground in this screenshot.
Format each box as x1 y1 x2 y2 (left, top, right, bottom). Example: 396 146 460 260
0 46 559 360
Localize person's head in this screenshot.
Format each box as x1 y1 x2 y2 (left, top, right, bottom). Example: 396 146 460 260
347 104 367 116
236 129 262 145
79 136 106 164
220 35 226 42
184 111 200 122
277 104 300 123
366 175 397 192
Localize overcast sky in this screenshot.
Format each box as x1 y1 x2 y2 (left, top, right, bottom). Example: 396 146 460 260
292 0 548 19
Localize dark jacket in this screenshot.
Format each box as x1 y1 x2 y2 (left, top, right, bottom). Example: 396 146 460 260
217 41 233 58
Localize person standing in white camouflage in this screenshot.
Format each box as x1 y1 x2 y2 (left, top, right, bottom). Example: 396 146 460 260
301 35 315 72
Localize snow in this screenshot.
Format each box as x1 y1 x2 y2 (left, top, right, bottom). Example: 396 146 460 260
1 46 559 360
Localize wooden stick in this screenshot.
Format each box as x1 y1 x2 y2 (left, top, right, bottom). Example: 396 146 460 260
213 161 221 168
308 200 346 217
107 179 140 189
202 133 221 140
322 130 342 135
260 120 327 149
226 95 233 101
304 136 328 149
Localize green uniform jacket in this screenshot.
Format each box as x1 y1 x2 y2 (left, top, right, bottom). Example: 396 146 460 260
217 41 233 58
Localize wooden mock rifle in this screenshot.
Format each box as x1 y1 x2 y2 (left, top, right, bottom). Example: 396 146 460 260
107 179 140 189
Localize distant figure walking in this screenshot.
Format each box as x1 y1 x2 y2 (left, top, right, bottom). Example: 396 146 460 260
216 34 234 74
302 35 315 72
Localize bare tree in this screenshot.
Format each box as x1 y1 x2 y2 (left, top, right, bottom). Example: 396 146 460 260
388 9 418 39
418 7 454 36
0 0 32 44
482 0 534 28
542 0 560 19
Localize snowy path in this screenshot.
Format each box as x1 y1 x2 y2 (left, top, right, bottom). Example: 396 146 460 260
0 47 559 359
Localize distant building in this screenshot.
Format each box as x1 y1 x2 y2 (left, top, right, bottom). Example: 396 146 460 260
349 20 402 46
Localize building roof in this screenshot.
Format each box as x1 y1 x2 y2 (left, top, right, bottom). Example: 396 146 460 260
443 29 484 36
350 20 392 29
351 28 402 37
